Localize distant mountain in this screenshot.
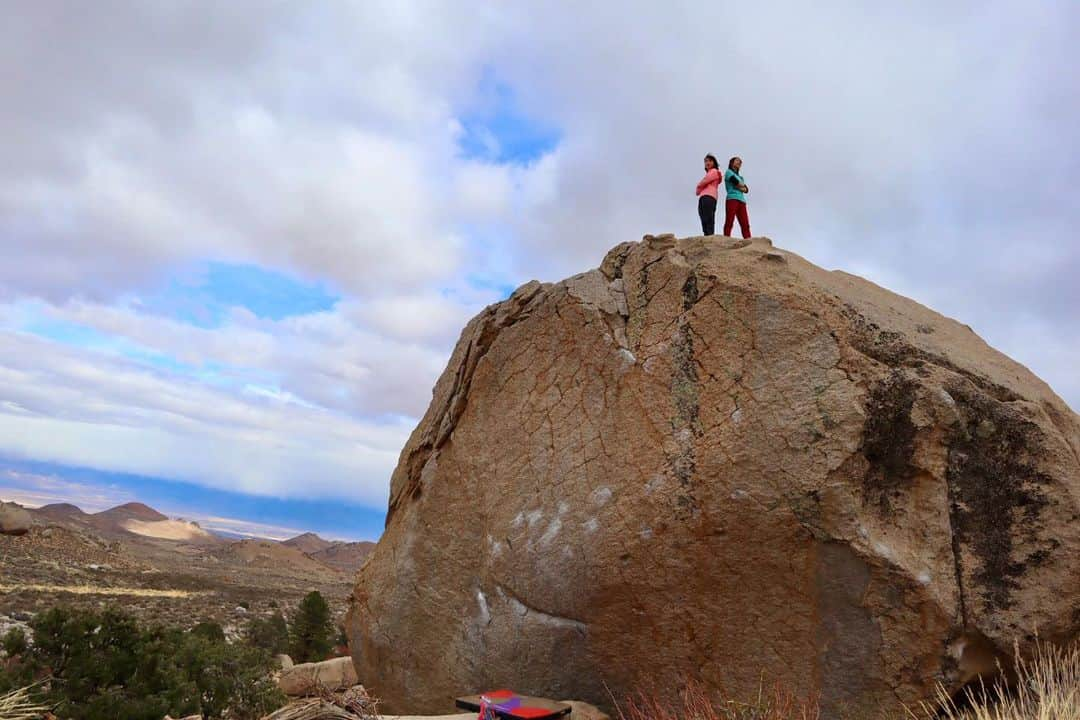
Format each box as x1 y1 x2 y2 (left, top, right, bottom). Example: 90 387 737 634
218 538 343 579
282 532 334 554
309 541 376 572
36 503 88 519
22 501 370 561
281 533 376 572
26 501 217 544
93 502 168 523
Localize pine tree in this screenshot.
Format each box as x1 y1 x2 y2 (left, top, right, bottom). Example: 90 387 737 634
289 591 333 663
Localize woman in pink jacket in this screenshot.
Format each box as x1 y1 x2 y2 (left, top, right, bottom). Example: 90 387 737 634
695 154 722 236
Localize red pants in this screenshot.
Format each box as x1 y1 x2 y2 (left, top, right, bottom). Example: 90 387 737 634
724 199 751 238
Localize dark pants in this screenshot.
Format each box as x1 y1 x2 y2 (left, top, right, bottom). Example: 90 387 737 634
724 198 751 238
698 195 717 236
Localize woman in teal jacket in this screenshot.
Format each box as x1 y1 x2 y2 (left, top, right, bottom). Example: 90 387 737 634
723 157 751 238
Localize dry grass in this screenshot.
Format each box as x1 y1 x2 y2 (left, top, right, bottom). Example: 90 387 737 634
612 679 820 720
0 583 205 598
912 640 1079 720
612 642 1078 720
0 685 47 720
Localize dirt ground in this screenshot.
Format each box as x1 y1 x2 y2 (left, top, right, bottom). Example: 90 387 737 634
0 523 355 636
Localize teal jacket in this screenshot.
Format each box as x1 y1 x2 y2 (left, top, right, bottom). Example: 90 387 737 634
724 169 747 202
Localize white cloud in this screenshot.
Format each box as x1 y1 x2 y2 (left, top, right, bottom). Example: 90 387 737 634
0 470 136 513
0 0 1076 516
0 326 419 506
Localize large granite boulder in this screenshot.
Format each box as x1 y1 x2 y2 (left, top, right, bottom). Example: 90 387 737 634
346 236 1079 716
0 501 32 536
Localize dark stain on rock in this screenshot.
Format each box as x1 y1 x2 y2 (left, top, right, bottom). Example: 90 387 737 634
945 380 1054 612
681 273 699 311
842 304 1020 403
815 542 882 717
861 372 919 513
671 334 700 436
670 273 702 519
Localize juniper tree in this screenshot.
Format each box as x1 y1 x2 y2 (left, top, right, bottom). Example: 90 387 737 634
289 591 333 662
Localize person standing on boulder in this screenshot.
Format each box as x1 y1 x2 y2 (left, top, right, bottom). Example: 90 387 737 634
695 154 722 236
723 156 751 238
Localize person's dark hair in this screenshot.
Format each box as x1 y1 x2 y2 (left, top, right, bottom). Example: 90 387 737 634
704 154 719 171
728 156 741 171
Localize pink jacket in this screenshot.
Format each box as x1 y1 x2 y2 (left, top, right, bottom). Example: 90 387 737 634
696 168 721 199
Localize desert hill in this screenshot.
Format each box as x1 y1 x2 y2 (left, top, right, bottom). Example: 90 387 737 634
95 501 168 522
36 502 86 518
347 234 1080 716
282 531 335 554
282 532 376 572
2 499 366 634
309 540 376 572
26 501 221 545
215 538 343 580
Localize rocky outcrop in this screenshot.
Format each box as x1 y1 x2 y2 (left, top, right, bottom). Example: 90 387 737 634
278 656 359 696
346 235 1080 716
0 502 32 536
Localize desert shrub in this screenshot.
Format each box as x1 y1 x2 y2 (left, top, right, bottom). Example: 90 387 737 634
1 627 28 658
289 591 333 663
0 634 36 695
190 621 226 643
245 612 289 655
10 605 284 720
29 606 189 720
176 634 284 720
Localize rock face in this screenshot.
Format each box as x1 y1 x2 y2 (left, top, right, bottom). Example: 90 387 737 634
346 236 1080 716
0 502 32 536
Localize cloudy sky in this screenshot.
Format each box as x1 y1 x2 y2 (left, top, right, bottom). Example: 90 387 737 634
1 2 1076 540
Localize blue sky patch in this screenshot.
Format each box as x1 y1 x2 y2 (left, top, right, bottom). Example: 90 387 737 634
17 306 203 375
465 273 518 299
458 76 561 165
201 263 339 320
0 456 385 541
22 312 111 348
143 262 340 327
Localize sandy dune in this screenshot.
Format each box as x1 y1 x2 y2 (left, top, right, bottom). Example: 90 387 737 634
123 518 215 542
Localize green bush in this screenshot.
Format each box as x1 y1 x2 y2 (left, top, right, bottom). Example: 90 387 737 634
1 627 28 657
177 634 283 720
29 606 183 720
289 591 334 663
190 621 226 643
0 606 285 720
0 627 35 694
245 612 289 656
